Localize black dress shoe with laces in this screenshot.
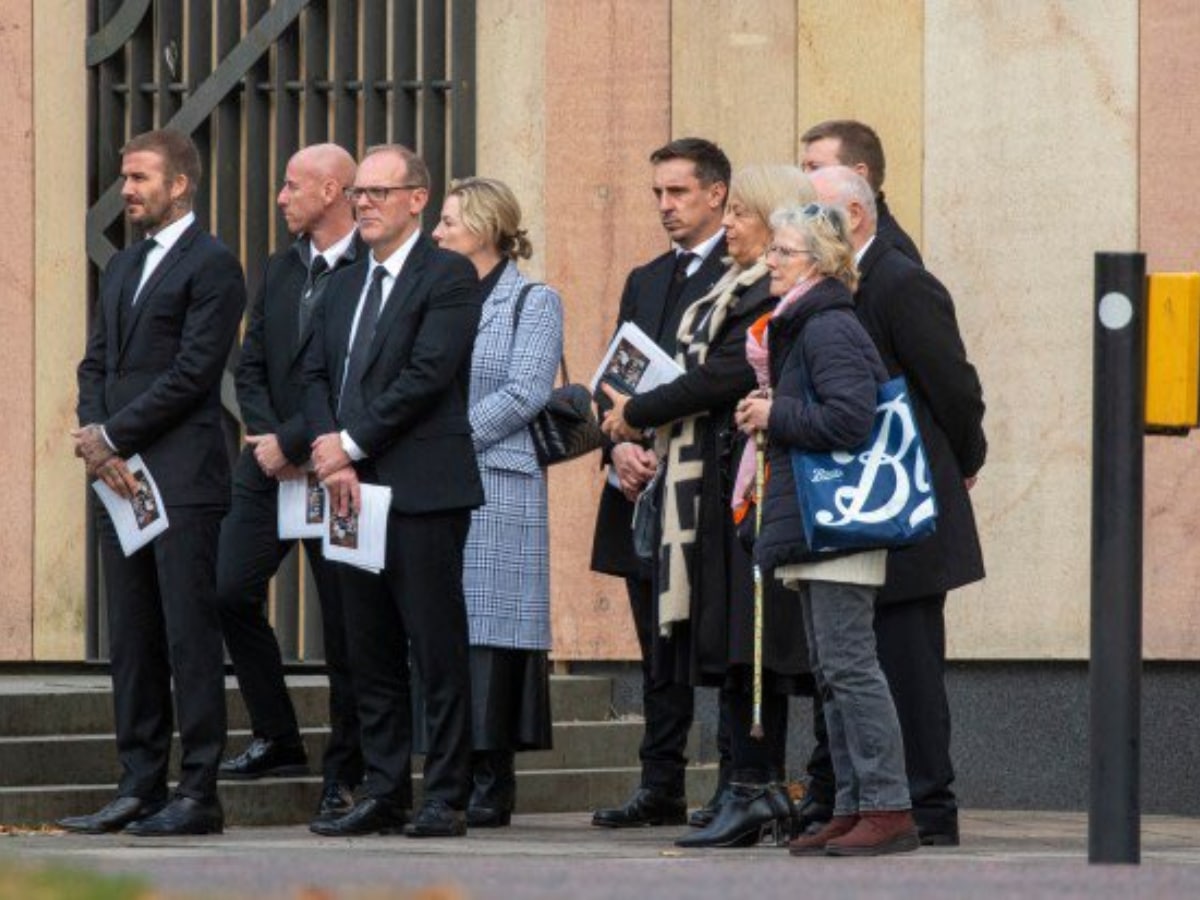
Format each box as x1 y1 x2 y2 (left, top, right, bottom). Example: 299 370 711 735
219 737 309 780
309 797 409 836
123 796 224 836
592 787 687 828
404 798 467 837
312 782 356 824
57 796 165 834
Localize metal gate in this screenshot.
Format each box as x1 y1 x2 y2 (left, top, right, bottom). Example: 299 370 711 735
84 0 476 660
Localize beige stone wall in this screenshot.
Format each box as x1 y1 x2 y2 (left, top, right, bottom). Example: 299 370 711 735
33 0 88 658
0 1 35 660
926 0 1140 658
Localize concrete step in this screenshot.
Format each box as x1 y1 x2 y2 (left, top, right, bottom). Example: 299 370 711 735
0 720 662 787
0 673 613 737
0 764 720 827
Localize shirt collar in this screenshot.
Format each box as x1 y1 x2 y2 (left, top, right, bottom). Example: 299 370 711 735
855 234 876 266
369 228 421 282
677 227 725 263
313 227 358 269
147 211 196 252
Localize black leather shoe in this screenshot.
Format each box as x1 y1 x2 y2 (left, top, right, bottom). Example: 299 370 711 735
57 796 165 834
675 783 795 848
312 782 356 824
219 737 309 780
309 797 409 836
466 806 512 828
123 796 223 836
592 787 687 828
796 791 834 834
688 783 731 829
404 798 467 838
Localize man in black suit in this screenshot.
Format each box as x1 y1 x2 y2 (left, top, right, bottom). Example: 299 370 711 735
591 138 730 828
801 119 923 266
65 129 246 836
811 165 987 846
215 144 365 824
303 144 482 838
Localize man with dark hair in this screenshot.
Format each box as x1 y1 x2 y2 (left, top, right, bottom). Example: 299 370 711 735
214 144 365 827
65 128 246 836
810 165 987 848
800 119 923 266
303 143 482 838
591 137 730 828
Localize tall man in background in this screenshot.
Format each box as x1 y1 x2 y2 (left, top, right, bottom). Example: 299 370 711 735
215 144 365 828
65 129 245 836
590 138 730 828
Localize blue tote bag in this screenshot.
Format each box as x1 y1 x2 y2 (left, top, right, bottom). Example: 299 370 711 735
789 376 937 552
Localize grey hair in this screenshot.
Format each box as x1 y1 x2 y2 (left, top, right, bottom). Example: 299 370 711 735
808 165 877 228
769 202 858 291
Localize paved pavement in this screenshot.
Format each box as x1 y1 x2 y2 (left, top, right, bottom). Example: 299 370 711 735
3 810 1199 899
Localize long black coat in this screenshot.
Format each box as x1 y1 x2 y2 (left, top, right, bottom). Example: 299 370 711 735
623 273 809 687
590 242 728 578
855 238 987 603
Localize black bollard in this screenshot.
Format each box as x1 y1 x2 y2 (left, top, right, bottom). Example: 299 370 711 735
1089 252 1145 864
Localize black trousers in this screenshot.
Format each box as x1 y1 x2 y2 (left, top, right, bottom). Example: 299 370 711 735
341 509 473 808
726 687 787 784
99 504 226 802
626 576 694 796
806 592 956 828
216 478 362 786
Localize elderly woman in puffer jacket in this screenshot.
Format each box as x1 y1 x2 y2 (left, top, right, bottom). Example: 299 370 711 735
734 202 919 858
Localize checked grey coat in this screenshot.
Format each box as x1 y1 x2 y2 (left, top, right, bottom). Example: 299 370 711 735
464 260 563 650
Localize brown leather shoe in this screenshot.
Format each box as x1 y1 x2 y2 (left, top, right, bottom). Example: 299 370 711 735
824 810 920 857
788 814 859 856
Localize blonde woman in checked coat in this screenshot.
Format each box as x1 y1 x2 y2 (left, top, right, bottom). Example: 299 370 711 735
431 177 563 828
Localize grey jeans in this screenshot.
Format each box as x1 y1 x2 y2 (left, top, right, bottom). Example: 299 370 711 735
798 580 912 815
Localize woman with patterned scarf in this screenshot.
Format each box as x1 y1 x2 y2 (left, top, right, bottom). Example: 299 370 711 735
601 165 815 848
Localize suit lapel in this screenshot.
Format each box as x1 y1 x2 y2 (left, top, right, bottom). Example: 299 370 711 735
477 261 520 333
365 233 430 371
857 236 888 288
290 233 366 368
641 252 676 341
118 223 200 361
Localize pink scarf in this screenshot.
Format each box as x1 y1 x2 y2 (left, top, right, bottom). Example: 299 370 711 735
731 275 822 516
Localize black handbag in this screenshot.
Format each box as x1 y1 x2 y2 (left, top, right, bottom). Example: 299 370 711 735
512 284 604 467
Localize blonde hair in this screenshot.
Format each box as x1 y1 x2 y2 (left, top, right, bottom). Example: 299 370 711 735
770 203 858 292
445 177 532 261
728 164 815 230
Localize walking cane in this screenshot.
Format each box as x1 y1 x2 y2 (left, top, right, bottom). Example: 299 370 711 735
750 428 767 740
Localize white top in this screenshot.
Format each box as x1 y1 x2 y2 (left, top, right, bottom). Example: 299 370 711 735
133 211 196 303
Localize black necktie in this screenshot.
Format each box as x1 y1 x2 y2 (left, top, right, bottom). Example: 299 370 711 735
658 251 697 351
118 238 156 337
338 266 387 422
298 253 329 340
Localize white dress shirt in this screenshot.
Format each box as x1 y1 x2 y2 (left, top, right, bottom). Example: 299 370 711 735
133 211 196 304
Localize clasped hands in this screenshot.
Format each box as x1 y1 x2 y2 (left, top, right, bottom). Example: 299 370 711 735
72 424 138 498
597 384 657 501
310 432 359 517
734 389 772 436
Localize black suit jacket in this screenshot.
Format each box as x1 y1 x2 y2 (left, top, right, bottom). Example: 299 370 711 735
303 233 484 514
876 194 923 267
590 239 729 578
234 235 365 489
855 238 986 603
77 221 247 509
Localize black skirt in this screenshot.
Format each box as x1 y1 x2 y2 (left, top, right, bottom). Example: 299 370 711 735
412 646 553 753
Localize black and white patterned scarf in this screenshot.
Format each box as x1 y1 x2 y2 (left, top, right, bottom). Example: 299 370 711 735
656 259 770 634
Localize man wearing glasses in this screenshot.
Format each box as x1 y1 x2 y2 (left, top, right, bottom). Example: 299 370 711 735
302 144 483 837
215 144 365 829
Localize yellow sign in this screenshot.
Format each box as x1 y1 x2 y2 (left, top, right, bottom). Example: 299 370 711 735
1146 273 1200 431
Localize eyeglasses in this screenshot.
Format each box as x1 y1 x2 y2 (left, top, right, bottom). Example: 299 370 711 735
765 243 810 260
343 184 425 203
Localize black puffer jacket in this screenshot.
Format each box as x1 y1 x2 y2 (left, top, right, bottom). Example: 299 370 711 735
755 277 887 571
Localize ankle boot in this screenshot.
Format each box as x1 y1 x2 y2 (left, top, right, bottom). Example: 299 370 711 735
688 782 731 829
824 810 920 857
788 814 858 856
674 783 792 849
467 750 516 828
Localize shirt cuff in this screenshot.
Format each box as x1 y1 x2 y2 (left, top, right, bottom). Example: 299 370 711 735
340 430 366 461
99 425 118 453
